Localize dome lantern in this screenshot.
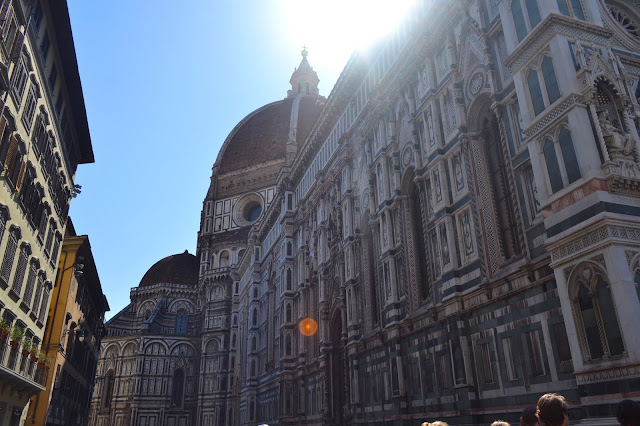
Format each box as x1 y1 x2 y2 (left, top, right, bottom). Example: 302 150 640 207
287 47 320 98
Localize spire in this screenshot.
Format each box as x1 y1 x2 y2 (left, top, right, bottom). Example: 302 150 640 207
287 47 320 98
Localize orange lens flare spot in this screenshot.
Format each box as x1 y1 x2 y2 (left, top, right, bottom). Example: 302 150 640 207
299 318 318 336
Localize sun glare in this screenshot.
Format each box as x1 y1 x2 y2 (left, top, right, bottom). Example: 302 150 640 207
299 318 318 337
283 0 416 69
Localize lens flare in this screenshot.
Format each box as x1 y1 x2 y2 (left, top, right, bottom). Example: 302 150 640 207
299 318 318 337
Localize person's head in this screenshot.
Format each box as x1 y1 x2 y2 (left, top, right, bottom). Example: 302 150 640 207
536 393 568 426
617 399 640 426
492 421 510 426
430 422 449 426
421 423 430 426
521 407 540 426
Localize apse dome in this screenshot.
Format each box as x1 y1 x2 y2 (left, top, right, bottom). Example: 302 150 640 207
138 250 199 288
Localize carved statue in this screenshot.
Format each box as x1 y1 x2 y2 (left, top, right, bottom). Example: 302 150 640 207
599 111 636 156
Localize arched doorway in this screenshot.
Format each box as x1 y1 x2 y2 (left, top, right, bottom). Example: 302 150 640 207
467 94 522 273
330 313 346 424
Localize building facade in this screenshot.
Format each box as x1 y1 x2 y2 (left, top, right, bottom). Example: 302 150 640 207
27 220 109 425
92 1 640 425
0 0 94 424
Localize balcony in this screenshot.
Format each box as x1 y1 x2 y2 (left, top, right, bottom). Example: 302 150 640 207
0 338 47 392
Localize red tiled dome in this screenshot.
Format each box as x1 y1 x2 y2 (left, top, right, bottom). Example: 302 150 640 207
138 251 198 288
217 96 324 174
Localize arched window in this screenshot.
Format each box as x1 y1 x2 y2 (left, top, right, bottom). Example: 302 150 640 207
528 70 544 116
410 176 430 300
286 242 292 257
0 226 20 284
542 57 560 104
22 258 39 307
511 0 541 42
176 309 187 334
543 127 581 194
559 128 580 184
377 164 384 199
286 303 292 323
11 242 31 297
544 138 563 193
483 117 519 260
365 220 381 326
251 335 257 352
286 268 292 291
571 264 625 361
250 359 256 377
103 370 115 408
232 333 236 348
171 369 185 407
285 334 292 356
557 0 585 20
252 308 257 327
219 251 230 268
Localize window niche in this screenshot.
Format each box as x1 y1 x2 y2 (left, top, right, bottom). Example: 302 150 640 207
541 126 581 195
171 369 185 407
570 263 625 362
527 56 561 117
511 0 541 42
176 309 187 335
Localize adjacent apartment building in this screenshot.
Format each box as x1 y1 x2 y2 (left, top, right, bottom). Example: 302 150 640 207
0 0 94 424
92 1 640 425
28 219 109 425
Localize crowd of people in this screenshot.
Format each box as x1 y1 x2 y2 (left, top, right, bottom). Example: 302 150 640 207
420 393 640 426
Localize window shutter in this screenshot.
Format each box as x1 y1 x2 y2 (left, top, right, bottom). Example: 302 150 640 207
14 159 25 191
0 116 7 149
4 134 18 169
9 30 23 63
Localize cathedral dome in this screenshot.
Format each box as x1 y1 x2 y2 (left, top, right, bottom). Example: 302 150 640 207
212 49 324 177
216 96 324 175
138 251 199 288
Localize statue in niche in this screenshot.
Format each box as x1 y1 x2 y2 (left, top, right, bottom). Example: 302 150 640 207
598 110 636 157
427 109 436 146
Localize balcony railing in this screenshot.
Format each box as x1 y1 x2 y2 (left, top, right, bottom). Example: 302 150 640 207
0 338 48 389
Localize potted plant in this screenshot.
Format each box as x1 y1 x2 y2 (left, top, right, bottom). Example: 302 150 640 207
0 319 9 341
29 344 39 362
21 339 31 357
37 350 46 368
9 327 23 349
44 355 52 370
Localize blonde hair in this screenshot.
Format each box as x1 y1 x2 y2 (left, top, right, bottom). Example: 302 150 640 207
491 421 511 426
430 422 449 426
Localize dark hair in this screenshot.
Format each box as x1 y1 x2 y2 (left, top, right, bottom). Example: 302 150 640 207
617 399 640 426
537 393 567 426
522 406 538 426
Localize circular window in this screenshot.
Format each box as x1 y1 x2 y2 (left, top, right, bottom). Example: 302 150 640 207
233 193 264 227
246 204 262 222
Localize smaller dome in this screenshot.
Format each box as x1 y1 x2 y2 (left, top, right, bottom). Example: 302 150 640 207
139 251 199 288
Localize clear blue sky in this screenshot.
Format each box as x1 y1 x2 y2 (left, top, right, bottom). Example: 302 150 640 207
66 1 413 319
